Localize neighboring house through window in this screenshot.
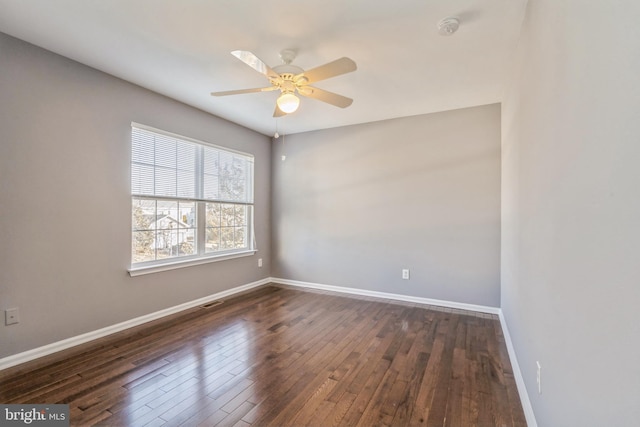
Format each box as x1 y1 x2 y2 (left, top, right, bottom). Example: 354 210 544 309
130 123 255 274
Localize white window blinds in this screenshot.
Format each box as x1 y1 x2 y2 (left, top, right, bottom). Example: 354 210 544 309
131 125 254 204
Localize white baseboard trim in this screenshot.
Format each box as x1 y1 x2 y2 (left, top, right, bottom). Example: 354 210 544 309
270 277 501 315
0 278 271 372
498 311 538 427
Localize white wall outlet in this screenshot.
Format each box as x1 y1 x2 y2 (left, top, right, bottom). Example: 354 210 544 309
5 308 19 325
402 269 410 280
258 258 263 267
536 361 542 394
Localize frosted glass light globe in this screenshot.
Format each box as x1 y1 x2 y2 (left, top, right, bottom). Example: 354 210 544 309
277 92 300 113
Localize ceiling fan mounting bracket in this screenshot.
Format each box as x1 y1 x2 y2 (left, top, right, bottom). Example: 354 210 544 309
279 49 297 65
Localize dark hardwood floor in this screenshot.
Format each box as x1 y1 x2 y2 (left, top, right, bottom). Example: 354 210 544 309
0 284 526 426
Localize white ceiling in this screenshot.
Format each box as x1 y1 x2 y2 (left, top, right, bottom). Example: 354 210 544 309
0 0 527 136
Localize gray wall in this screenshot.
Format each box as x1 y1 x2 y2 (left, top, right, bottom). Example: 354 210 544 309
0 33 271 359
272 105 501 307
501 0 640 425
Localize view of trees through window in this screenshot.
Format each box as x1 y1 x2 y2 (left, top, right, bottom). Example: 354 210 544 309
205 203 248 253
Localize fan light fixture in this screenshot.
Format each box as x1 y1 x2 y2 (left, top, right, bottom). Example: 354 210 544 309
277 92 300 113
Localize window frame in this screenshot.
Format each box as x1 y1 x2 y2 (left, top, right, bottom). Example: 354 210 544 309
129 123 256 276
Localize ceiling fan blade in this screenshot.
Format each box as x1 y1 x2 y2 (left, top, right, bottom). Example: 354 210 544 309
211 86 277 97
295 57 357 84
231 50 281 81
298 86 353 108
273 105 287 117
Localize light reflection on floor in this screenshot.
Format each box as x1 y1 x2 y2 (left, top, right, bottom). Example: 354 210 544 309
120 301 290 425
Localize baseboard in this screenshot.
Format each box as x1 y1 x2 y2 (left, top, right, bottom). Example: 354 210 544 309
0 278 271 372
498 311 538 427
270 277 501 315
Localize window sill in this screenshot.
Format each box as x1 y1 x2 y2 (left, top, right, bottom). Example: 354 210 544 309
128 250 256 277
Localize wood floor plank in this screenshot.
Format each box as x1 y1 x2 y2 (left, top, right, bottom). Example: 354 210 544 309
339 358 392 426
0 284 526 426
216 401 256 427
305 399 336 427
355 367 399 426
390 351 430 426
427 314 460 426
319 391 356 426
408 319 447 425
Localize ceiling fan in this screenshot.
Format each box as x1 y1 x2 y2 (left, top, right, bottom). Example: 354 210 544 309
211 49 357 117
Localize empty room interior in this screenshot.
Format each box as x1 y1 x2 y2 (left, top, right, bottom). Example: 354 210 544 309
1 1 639 426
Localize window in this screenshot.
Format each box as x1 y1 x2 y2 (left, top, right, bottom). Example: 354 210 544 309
130 123 254 274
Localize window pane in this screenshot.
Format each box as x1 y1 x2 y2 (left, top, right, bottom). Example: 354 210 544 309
177 141 196 171
177 141 196 198
131 163 154 195
220 227 234 249
218 152 235 201
234 205 246 226
203 174 219 200
131 128 155 164
178 228 196 256
178 201 196 256
133 129 198 199
177 170 196 198
219 156 250 202
155 135 176 168
132 231 155 263
221 204 235 227
206 228 220 253
234 227 246 248
156 230 179 259
203 147 219 175
155 167 176 197
206 203 221 227
132 198 155 231
156 201 179 230
179 202 196 228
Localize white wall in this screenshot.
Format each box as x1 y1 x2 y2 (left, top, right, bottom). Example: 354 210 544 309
501 0 640 425
273 105 501 307
0 33 271 359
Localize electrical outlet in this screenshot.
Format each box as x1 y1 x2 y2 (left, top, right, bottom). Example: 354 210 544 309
258 258 263 267
5 308 19 325
402 269 410 280
536 361 541 394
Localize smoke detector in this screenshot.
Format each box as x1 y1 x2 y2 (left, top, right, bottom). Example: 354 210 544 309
437 17 460 36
